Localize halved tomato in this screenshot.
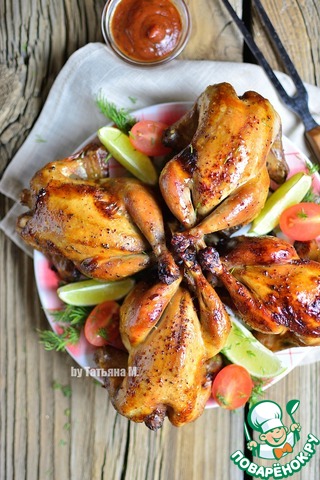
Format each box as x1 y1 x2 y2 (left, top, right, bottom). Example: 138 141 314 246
129 120 172 156
279 202 320 241
84 300 125 349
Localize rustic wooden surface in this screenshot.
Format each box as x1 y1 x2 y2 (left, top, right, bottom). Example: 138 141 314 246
1 1 320 479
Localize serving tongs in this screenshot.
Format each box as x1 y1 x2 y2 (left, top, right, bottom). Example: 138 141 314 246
221 0 320 166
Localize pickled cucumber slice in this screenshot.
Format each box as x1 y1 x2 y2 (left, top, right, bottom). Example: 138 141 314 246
249 172 312 235
98 126 158 185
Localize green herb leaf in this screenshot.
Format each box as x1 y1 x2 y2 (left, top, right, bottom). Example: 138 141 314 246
52 381 72 398
35 134 47 143
248 378 265 408
297 209 308 219
49 304 92 326
96 93 136 134
37 325 81 352
303 188 320 204
306 162 319 176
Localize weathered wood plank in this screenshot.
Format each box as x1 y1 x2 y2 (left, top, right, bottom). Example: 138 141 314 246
181 0 243 61
251 0 320 86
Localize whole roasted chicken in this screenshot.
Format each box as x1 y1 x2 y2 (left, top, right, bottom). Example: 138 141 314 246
17 143 179 283
159 83 287 252
199 235 320 347
96 254 230 429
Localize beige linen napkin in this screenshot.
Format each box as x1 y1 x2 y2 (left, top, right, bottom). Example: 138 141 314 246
1 42 320 365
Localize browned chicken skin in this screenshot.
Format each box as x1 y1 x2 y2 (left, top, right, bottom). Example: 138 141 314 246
160 83 286 252
96 258 230 429
17 144 179 283
199 236 320 346
294 239 320 263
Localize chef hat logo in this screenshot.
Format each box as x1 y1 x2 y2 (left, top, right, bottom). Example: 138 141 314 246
248 400 284 434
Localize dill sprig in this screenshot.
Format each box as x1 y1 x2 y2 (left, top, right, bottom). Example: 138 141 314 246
37 326 81 352
37 305 93 352
303 188 320 204
53 381 72 398
96 93 136 134
49 304 92 326
248 378 265 408
306 161 319 176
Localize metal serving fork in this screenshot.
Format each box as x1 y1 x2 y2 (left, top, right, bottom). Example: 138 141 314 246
221 0 320 165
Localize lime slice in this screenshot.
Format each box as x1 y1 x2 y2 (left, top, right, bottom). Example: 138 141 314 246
249 172 312 235
222 314 286 379
98 126 158 185
57 278 135 306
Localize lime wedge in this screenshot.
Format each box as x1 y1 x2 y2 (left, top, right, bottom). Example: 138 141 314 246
57 278 135 306
249 172 312 235
222 314 286 379
98 126 158 185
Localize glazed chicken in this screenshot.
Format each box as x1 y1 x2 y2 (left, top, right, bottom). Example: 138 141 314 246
17 143 179 283
199 235 320 346
294 239 320 263
159 83 287 252
96 254 230 429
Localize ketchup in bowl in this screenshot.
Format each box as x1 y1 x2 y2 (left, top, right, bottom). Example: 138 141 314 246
101 0 191 66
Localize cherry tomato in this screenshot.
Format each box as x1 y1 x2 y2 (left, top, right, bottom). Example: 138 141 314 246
129 120 172 156
84 301 125 349
211 364 253 410
279 202 320 241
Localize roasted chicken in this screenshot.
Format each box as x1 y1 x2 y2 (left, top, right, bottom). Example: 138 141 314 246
96 255 230 429
159 83 286 252
294 239 320 263
17 143 179 283
199 235 320 346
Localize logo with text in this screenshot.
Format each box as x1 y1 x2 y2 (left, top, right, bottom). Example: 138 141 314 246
230 399 319 478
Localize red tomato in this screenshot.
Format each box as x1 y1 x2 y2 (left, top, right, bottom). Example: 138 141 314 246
279 202 320 241
211 364 253 410
129 120 172 156
84 301 125 349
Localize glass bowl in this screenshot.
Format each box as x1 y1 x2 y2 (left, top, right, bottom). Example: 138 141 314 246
101 0 191 66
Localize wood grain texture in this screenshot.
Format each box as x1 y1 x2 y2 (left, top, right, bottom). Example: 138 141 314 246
251 0 320 85
1 1 320 479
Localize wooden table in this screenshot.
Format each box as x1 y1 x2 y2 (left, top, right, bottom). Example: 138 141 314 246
1 1 320 479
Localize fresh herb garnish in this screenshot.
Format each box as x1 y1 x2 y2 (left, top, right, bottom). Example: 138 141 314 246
96 92 136 134
50 304 92 326
249 378 265 408
37 326 81 351
215 393 230 407
303 188 320 204
53 381 72 398
306 162 319 176
35 134 47 143
37 305 93 352
297 209 308 219
97 327 108 339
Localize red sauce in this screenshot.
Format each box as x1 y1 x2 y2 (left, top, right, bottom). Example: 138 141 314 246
111 0 183 63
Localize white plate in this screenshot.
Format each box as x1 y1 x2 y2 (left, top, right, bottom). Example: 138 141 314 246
33 102 320 406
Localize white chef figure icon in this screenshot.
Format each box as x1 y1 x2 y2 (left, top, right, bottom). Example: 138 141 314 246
246 400 301 460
